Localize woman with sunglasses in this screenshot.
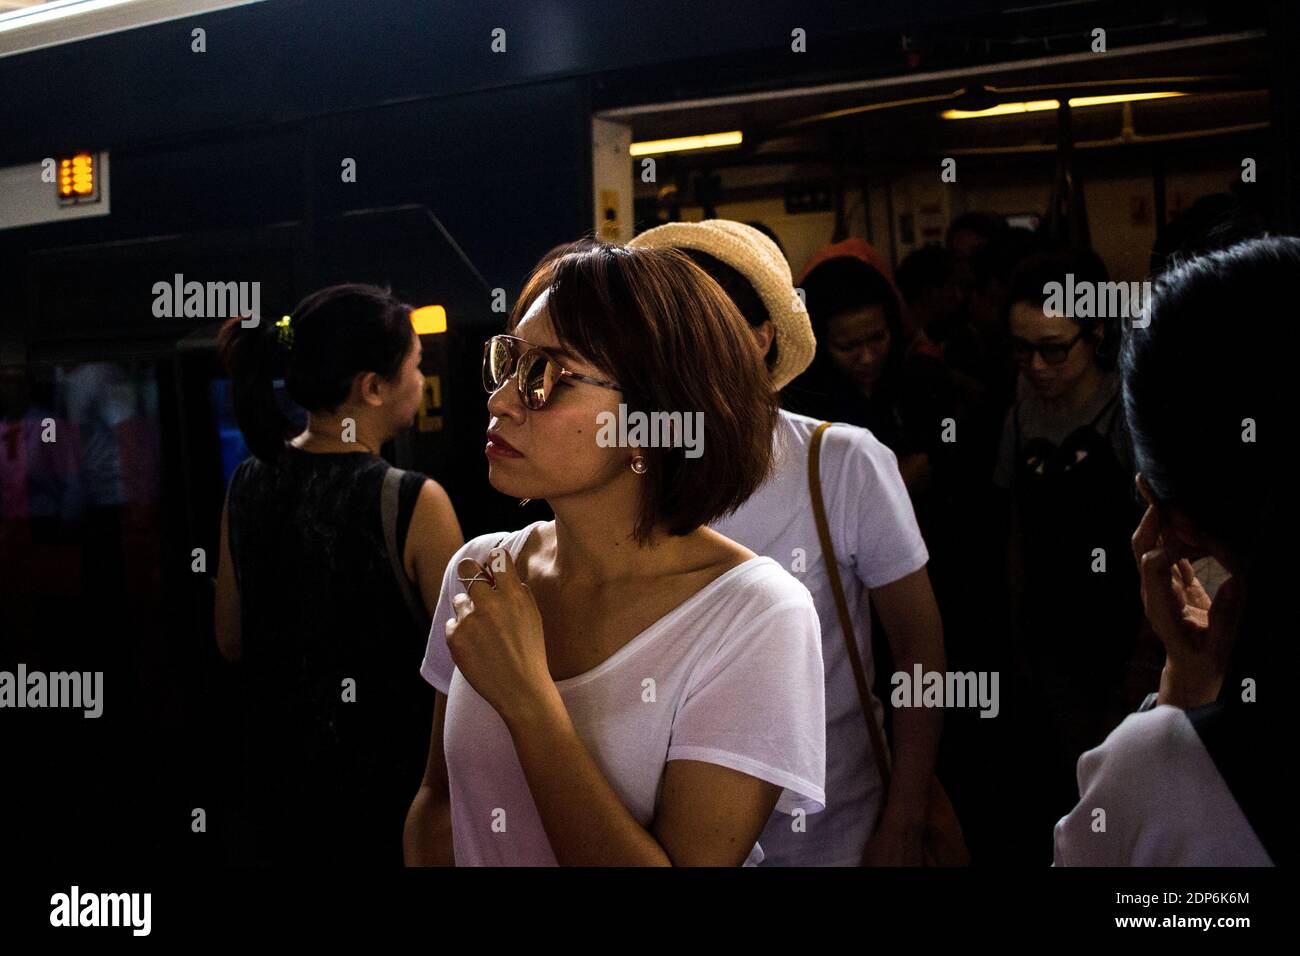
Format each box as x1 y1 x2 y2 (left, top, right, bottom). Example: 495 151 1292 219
991 250 1144 861
403 241 826 866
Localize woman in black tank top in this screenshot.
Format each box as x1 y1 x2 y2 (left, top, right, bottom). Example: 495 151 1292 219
215 284 464 865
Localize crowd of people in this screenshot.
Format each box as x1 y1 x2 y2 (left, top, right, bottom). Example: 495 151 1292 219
211 202 1283 867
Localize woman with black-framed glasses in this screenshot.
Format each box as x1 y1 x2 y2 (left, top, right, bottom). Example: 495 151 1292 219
990 250 1145 863
403 240 826 867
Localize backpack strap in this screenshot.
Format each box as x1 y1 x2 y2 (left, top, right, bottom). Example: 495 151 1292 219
381 467 432 635
809 422 893 799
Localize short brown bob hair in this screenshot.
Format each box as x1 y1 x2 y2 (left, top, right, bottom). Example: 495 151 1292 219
510 239 777 544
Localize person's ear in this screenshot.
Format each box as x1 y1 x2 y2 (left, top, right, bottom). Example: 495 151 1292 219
1138 473 1207 562
355 370 385 407
1162 506 1212 563
750 320 776 362
1135 472 1155 507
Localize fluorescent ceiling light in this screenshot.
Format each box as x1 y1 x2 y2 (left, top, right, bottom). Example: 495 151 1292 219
942 91 1184 119
1 0 150 32
629 131 743 156
0 0 266 58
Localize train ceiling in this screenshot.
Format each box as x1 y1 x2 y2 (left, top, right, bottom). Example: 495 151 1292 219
601 30 1271 168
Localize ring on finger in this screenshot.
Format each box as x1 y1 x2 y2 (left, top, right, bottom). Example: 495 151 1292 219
457 571 495 592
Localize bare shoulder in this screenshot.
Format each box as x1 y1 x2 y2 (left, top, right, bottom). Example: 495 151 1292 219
413 476 454 512
408 477 459 539
404 478 465 579
515 519 555 585
695 526 758 573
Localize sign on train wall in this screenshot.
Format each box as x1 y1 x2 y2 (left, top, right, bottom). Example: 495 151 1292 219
0 153 110 230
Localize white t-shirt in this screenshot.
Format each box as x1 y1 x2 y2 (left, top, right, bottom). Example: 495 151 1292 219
419 520 827 866
1053 705 1273 866
711 409 930 866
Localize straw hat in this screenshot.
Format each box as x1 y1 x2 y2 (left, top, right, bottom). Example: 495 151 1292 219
628 220 815 391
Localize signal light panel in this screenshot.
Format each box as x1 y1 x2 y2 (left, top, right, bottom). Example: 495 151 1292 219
58 153 98 204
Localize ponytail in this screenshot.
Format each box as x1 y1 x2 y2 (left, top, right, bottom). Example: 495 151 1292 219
218 283 414 465
218 316 294 463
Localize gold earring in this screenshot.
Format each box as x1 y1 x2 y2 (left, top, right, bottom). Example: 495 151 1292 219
630 455 647 475
518 498 533 507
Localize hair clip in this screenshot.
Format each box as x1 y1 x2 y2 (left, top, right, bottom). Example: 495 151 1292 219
274 314 294 350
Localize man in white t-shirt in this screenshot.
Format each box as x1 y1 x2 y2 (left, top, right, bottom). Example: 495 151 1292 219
630 221 947 866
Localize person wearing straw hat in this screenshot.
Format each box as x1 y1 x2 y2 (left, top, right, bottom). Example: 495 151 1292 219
629 221 947 866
